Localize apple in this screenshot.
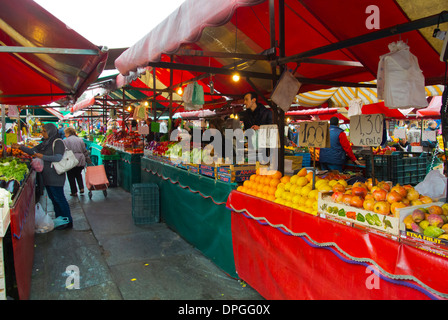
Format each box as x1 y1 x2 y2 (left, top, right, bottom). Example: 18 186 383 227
373 201 391 215
373 188 387 202
391 184 407 198
350 195 364 208
352 181 367 190
363 198 376 211
352 186 368 198
406 188 420 201
391 202 407 216
386 190 403 204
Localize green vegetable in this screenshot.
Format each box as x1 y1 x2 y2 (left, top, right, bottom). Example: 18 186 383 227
338 208 346 217
356 213 365 222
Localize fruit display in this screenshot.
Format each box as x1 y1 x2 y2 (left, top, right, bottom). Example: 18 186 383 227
237 167 322 216
0 157 29 182
402 204 448 241
104 131 143 152
100 146 117 156
6 147 32 160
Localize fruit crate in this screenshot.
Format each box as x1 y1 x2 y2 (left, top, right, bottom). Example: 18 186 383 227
364 152 429 185
318 191 400 236
216 164 256 183
294 152 311 167
131 183 160 224
398 202 447 251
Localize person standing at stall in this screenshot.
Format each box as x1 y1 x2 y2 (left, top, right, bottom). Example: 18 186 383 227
64 127 92 197
242 92 273 130
319 116 361 172
12 123 73 230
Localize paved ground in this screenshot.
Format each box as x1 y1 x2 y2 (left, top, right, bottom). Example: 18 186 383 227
29 180 263 300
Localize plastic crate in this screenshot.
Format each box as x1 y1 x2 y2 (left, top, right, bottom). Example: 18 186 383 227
131 183 160 224
90 155 99 166
294 153 311 167
365 152 429 185
103 159 118 187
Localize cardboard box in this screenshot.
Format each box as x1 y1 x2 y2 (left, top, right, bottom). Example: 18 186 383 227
397 202 448 249
317 191 400 236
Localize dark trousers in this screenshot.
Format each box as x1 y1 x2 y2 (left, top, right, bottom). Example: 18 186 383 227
45 185 72 223
66 166 84 194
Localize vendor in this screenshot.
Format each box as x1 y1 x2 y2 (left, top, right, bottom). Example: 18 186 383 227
392 135 411 152
422 120 438 151
242 92 273 130
319 116 361 172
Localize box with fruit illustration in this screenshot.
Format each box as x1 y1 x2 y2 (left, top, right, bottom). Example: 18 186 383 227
318 191 401 236
398 202 448 250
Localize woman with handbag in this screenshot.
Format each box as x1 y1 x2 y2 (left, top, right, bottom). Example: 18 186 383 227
63 127 91 196
12 123 73 230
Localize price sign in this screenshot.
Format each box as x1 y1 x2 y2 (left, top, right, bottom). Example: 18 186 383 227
5 133 17 146
298 121 330 148
350 114 384 146
422 130 436 142
138 125 149 135
393 128 406 139
258 124 280 148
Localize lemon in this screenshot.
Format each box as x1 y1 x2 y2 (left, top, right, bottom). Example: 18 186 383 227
277 183 285 190
294 186 303 195
300 185 312 197
284 182 292 191
318 183 332 192
311 210 318 216
289 184 298 194
293 204 301 211
290 175 298 185
284 201 293 208
328 180 338 187
275 198 285 205
292 195 301 204
296 177 308 187
308 189 319 200
275 188 284 199
313 201 318 211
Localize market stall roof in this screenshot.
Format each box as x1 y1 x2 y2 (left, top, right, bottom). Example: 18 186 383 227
0 0 108 106
114 0 447 109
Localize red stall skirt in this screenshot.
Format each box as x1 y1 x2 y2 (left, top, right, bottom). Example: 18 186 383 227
227 191 448 300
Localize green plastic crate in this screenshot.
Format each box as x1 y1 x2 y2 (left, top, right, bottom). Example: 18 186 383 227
131 183 160 224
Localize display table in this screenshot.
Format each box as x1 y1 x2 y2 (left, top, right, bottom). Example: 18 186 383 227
117 151 142 192
227 190 448 300
141 157 238 277
9 171 36 300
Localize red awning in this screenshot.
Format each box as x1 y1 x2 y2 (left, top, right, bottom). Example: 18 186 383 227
114 0 445 110
0 0 108 106
417 95 442 118
362 101 407 119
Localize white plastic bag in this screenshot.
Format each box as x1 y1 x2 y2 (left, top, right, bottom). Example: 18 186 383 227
35 203 54 233
347 98 363 117
414 169 447 200
377 41 428 109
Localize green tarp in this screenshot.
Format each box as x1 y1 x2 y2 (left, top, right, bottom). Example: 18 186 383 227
140 157 238 277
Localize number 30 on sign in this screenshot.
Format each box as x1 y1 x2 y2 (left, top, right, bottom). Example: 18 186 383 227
350 114 384 147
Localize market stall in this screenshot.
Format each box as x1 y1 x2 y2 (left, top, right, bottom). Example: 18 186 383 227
227 190 448 300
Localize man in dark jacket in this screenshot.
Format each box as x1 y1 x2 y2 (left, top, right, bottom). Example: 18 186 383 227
319 117 361 172
242 92 273 130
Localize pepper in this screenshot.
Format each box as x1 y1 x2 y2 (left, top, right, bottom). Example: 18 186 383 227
356 213 365 222
346 211 356 220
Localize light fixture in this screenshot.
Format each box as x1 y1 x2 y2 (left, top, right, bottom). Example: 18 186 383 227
144 101 149 107
177 87 183 95
232 72 240 82
127 105 132 112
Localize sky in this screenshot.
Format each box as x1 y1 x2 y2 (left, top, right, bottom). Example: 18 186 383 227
34 0 186 48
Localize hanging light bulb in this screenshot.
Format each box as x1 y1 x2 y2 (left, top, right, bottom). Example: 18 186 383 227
232 72 240 82
144 101 149 107
177 87 183 95
127 105 132 112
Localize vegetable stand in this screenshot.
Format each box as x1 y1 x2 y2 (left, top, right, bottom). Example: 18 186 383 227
140 156 238 278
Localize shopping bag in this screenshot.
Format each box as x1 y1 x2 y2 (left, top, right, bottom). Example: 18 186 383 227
35 203 54 233
347 98 363 117
51 139 79 174
415 169 447 200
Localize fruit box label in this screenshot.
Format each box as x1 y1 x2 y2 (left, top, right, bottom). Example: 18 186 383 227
318 191 400 236
402 230 448 247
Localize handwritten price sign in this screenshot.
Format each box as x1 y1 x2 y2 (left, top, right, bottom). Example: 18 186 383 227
350 114 384 146
298 121 330 148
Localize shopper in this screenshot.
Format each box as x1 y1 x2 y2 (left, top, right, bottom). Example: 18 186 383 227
12 123 73 230
64 127 91 196
319 116 361 172
242 92 273 130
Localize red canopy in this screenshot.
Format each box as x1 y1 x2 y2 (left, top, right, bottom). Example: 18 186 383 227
114 0 445 110
0 0 108 106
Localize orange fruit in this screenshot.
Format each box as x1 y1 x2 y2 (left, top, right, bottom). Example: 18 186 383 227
306 171 314 182
268 186 277 195
297 168 307 177
272 171 282 180
250 174 257 181
270 178 280 188
267 194 276 202
280 176 291 184
243 180 251 188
